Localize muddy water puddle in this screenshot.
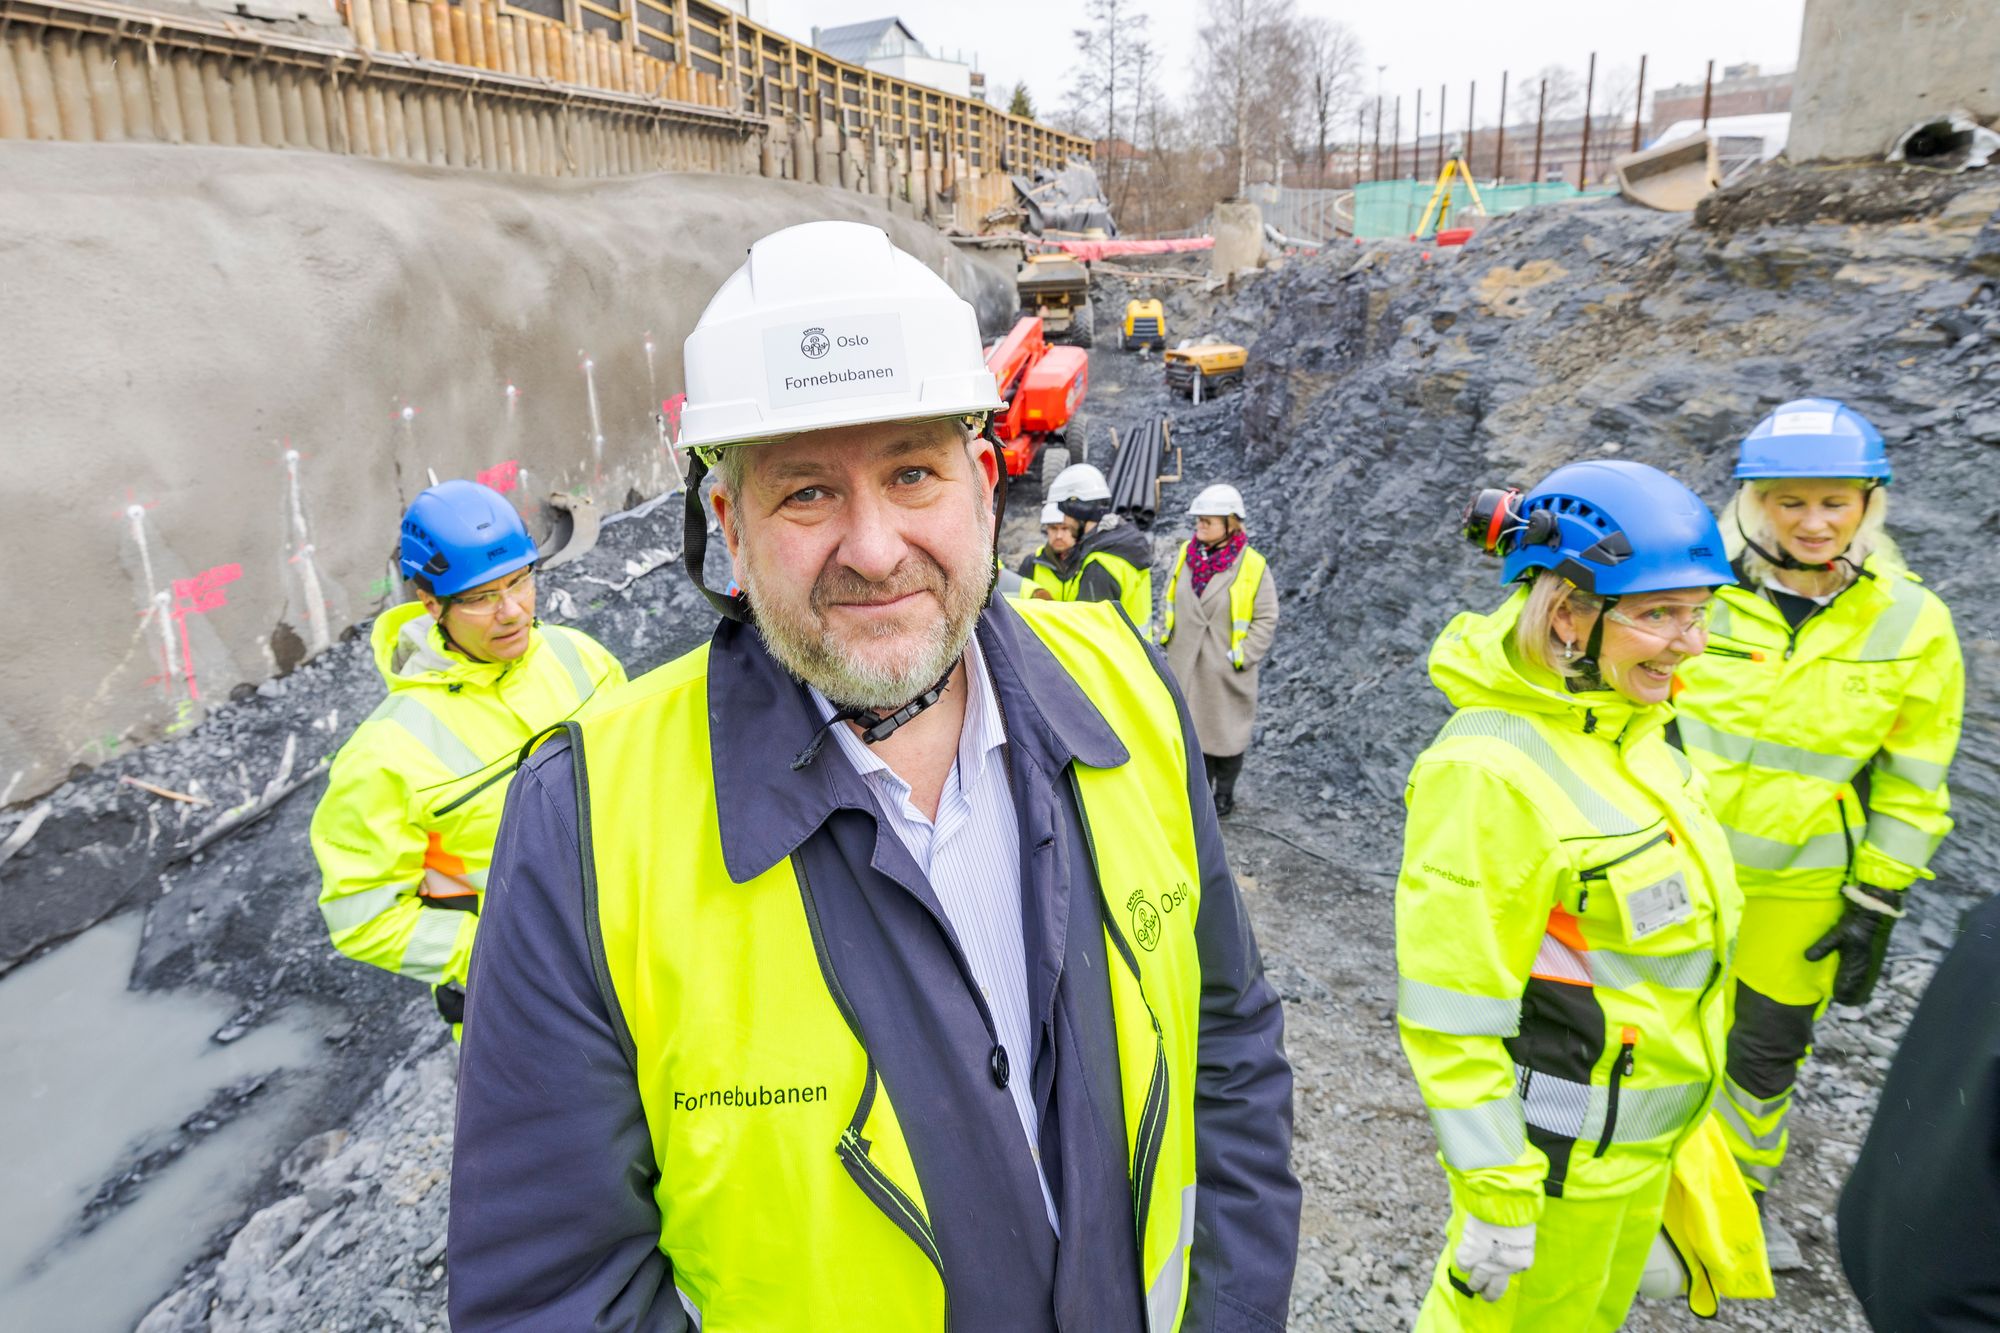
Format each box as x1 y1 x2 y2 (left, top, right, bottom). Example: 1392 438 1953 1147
0 914 331 1330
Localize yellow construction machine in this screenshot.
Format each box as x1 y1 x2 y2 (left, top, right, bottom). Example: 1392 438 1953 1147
1164 341 1247 400
1122 299 1166 351
1016 253 1094 348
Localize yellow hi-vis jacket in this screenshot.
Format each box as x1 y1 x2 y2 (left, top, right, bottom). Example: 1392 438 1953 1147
310 602 623 989
1671 554 1963 895
1396 590 1742 1226
1160 543 1269 668
569 600 1202 1330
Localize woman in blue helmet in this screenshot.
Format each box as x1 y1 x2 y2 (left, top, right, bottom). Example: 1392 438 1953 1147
1672 400 1964 1268
1396 460 1753 1330
309 480 626 1031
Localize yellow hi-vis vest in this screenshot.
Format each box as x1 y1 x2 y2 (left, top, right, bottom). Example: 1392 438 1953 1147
571 601 1203 1331
1160 544 1268 668
1080 548 1154 631
1018 546 1069 601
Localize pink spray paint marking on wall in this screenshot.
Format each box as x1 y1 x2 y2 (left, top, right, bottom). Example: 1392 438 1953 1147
166 563 243 703
477 460 521 493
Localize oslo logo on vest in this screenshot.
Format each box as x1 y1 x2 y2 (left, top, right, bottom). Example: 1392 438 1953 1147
1126 883 1191 952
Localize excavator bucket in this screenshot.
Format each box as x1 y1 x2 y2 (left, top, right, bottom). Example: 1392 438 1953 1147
1615 134 1721 212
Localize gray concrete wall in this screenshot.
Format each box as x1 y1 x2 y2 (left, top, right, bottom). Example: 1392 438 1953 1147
0 142 1015 801
1790 0 2000 160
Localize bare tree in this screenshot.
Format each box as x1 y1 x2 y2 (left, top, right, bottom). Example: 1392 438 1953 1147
1064 0 1150 197
1113 36 1154 221
1512 64 1584 124
1291 15 1365 188
1193 0 1301 195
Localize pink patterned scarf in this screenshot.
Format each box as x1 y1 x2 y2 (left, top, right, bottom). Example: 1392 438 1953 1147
1187 530 1247 596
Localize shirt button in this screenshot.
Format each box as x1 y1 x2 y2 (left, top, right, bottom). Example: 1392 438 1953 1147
990 1044 1010 1089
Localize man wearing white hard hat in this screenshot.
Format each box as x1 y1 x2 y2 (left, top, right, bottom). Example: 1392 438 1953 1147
1015 462 1155 626
1013 500 1077 600
451 221 1299 1332
1160 484 1279 818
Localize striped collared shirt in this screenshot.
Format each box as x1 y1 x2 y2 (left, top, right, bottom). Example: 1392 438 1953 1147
811 633 1056 1232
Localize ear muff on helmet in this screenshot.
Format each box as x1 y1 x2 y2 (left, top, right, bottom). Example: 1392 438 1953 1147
1462 487 1559 556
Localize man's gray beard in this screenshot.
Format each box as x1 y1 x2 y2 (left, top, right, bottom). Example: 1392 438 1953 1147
741 530 992 711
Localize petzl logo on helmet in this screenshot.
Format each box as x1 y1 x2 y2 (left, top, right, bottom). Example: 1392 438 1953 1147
800 327 830 360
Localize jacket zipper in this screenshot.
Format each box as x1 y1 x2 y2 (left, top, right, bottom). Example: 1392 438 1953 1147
1594 1027 1639 1158
798 857 954 1330
1833 789 1858 882
1068 774 1171 1247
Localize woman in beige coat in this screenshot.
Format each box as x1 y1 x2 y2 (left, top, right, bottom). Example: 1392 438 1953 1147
1160 483 1279 816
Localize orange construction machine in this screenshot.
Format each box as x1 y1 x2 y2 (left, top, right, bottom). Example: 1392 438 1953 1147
985 315 1089 477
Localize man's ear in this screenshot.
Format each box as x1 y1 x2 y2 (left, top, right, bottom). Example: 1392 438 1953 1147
968 431 1001 506
712 484 740 562
416 588 445 620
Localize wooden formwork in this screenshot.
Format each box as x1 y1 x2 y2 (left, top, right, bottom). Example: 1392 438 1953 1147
0 0 761 176
0 0 1084 223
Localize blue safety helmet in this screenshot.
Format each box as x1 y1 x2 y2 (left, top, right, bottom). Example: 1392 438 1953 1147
398 480 537 597
1473 459 1735 595
1735 398 1892 482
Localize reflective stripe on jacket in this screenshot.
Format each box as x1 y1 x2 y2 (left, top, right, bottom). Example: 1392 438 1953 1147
569 600 1203 1331
1160 544 1268 669
1672 555 1962 895
1396 589 1741 1226
309 601 624 987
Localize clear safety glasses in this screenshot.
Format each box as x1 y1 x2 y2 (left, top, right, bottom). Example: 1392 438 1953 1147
447 568 536 619
1604 600 1710 644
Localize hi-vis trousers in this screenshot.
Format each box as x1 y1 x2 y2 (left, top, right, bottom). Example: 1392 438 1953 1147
1415 1164 1672 1332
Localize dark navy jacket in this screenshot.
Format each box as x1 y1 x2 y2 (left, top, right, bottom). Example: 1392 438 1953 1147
449 596 1300 1331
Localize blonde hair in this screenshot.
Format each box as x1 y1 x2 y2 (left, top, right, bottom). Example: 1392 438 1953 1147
1719 479 1903 591
1514 572 1604 680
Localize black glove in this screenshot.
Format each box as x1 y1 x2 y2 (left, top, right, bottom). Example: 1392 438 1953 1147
1804 885 1906 1006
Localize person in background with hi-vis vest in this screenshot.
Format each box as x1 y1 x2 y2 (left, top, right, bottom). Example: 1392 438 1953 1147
1015 462 1154 628
1017 500 1079 600
1159 484 1277 819
448 220 1300 1332
1671 399 1964 1271
1398 461 1754 1331
309 480 625 1029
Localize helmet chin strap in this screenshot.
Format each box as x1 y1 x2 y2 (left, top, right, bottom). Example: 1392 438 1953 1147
1568 594 1617 693
681 416 1011 765
1734 496 1869 575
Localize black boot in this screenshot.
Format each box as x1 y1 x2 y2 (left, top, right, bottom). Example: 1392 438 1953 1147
1212 753 1244 818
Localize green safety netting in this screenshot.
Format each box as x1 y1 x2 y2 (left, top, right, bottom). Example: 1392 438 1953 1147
1350 179 1618 239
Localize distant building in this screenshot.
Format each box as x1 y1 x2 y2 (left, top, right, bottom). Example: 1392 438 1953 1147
1653 63 1793 127
811 17 977 101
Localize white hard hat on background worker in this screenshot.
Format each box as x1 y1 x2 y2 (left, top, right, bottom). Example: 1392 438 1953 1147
1188 483 1246 519
1047 463 1112 505
1040 501 1065 525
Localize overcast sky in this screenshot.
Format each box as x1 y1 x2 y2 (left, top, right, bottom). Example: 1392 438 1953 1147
753 0 1807 132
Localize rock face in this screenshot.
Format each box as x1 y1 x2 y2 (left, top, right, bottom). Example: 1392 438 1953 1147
1231 164 2000 907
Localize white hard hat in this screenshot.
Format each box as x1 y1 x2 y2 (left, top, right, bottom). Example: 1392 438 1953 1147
1040 502 1065 525
1189 483 1246 519
1049 463 1112 504
679 221 1003 452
